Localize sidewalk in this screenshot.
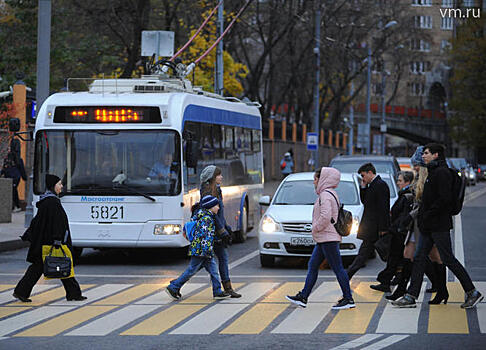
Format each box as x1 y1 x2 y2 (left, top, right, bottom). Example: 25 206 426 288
0 211 29 252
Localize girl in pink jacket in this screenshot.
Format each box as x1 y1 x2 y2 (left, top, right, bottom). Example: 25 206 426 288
286 167 355 309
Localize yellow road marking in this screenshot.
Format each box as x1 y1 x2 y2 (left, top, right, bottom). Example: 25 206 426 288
121 304 205 335
94 284 162 305
325 303 377 334
0 285 14 292
220 303 288 334
7 285 94 306
428 304 469 334
180 283 244 304
353 282 383 302
443 282 464 303
262 282 300 303
0 307 31 319
13 306 116 337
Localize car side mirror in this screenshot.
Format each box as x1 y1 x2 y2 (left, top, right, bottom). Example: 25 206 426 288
259 195 271 206
9 118 20 132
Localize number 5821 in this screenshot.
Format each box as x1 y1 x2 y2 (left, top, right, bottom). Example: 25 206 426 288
90 205 124 220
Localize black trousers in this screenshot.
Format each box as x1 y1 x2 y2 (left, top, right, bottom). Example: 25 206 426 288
14 260 82 299
377 233 405 285
12 177 20 209
408 231 475 298
347 239 376 279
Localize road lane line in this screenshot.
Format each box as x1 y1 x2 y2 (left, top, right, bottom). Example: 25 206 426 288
272 302 333 334
0 307 31 320
360 335 409 350
180 283 244 304
220 303 288 334
376 283 426 334
464 187 486 203
228 250 259 269
445 282 466 302
309 281 342 302
454 214 465 270
6 285 94 306
14 305 116 337
428 304 468 334
135 283 204 305
0 286 14 293
261 282 301 303
477 302 486 333
120 304 205 335
0 306 75 336
0 284 56 304
52 284 134 306
352 282 383 302
221 282 278 304
93 284 162 305
325 303 378 334
171 303 248 334
328 334 384 349
66 305 160 336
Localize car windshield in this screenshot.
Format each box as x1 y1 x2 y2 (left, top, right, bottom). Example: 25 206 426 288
34 130 181 196
381 177 397 198
331 161 394 175
273 180 360 205
449 158 467 169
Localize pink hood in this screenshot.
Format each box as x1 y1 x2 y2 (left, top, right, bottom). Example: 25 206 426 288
312 167 342 243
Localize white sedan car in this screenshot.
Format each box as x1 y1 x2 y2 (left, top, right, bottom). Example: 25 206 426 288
258 172 397 267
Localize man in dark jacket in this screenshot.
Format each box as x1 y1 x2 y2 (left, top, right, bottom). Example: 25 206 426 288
347 163 390 280
392 143 483 309
13 174 86 303
371 171 414 292
1 150 27 212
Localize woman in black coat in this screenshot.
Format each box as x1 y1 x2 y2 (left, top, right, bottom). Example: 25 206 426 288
13 174 86 302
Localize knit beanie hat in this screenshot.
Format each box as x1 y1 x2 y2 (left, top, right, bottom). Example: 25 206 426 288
410 146 426 167
200 165 216 184
201 195 219 209
45 174 61 191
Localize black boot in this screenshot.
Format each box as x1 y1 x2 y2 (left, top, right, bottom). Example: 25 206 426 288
429 264 449 304
223 280 241 298
425 259 438 293
386 259 412 301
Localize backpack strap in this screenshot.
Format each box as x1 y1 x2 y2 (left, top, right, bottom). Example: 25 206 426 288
324 190 340 224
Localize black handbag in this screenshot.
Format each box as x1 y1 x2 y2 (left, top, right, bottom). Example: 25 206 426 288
43 244 72 278
374 233 393 262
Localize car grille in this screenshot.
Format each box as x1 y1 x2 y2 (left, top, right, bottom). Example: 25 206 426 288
282 223 312 234
284 243 315 254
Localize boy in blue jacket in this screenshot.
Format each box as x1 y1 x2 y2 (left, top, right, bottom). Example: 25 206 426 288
166 195 231 300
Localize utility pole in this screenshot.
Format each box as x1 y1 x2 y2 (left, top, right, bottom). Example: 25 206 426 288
215 1 224 95
365 45 372 155
348 80 354 155
380 72 388 155
313 4 320 167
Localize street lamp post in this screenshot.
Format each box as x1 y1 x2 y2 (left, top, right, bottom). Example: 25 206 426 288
380 70 390 155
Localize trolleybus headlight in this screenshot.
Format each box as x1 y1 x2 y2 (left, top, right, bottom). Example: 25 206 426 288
154 224 181 235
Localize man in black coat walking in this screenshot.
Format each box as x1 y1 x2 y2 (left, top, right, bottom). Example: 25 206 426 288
347 163 390 280
392 143 483 309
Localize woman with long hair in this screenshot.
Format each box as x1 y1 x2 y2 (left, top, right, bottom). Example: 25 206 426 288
199 165 241 298
286 167 354 309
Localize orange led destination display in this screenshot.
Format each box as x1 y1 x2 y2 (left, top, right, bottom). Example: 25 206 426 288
54 106 161 123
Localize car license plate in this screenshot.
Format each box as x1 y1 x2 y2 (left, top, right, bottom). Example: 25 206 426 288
290 237 315 246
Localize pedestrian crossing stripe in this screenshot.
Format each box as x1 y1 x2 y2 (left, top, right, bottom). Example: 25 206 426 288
0 281 485 337
0 285 15 293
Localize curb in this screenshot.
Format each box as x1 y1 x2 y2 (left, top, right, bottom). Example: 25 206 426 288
0 239 29 253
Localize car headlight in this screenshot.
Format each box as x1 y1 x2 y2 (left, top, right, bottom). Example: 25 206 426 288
260 215 281 233
154 224 181 235
350 216 359 235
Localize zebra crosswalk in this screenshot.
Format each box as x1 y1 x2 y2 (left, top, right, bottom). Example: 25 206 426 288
0 281 485 337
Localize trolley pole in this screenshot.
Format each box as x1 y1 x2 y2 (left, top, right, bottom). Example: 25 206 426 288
215 1 224 95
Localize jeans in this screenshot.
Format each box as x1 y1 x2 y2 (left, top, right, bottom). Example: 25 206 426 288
301 242 352 300
346 239 376 279
214 244 230 283
169 256 223 295
408 231 475 298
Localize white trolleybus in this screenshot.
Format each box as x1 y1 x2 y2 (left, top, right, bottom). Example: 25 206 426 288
32 76 264 258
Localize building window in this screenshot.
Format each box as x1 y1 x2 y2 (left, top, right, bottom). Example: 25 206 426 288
441 40 451 52
463 0 475 7
372 83 383 96
409 82 426 96
412 0 432 6
414 16 433 29
441 17 454 30
410 38 431 51
442 0 453 7
409 61 431 74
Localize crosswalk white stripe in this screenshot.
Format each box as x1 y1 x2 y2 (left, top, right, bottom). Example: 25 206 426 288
329 334 385 349
0 284 56 304
375 282 426 334
0 306 75 336
360 335 409 350
66 305 160 336
170 303 248 334
308 281 342 302
135 283 204 305
221 282 279 304
271 302 333 334
51 284 133 306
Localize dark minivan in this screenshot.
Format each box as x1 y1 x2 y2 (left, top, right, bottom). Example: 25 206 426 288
329 155 401 180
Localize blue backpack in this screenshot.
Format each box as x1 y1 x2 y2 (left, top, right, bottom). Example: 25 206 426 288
184 220 197 242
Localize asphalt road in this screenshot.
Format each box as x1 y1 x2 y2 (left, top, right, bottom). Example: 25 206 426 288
0 182 485 350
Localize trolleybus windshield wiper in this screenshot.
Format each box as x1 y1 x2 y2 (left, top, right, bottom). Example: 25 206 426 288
111 173 156 201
